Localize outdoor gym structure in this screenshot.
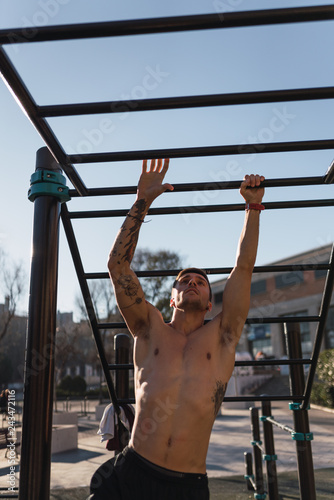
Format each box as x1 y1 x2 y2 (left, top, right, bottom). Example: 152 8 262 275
1 4 334 500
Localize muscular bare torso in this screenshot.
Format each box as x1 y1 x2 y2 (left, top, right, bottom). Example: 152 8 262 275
129 304 236 473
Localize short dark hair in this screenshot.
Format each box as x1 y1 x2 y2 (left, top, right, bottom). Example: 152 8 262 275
173 268 212 301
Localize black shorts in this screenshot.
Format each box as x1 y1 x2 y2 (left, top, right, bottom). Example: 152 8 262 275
88 446 209 500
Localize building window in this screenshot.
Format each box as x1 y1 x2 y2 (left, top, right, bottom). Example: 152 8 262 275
275 271 304 289
281 311 311 356
251 279 267 295
325 306 334 349
248 324 272 358
314 262 328 279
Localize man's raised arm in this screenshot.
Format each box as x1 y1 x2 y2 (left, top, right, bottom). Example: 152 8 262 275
220 174 265 343
108 158 173 336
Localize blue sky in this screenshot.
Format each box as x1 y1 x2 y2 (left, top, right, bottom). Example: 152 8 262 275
0 0 334 318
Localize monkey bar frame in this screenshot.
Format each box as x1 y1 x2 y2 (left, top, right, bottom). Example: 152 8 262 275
1 4 334 499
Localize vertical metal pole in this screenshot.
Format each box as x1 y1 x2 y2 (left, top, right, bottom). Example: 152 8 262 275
261 400 279 500
114 333 130 400
284 322 316 500
19 148 62 500
114 333 130 453
250 407 265 497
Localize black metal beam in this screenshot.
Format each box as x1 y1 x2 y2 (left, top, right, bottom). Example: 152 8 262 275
1 5 334 45
98 316 319 330
108 358 310 371
302 244 334 409
67 139 334 164
85 264 330 280
0 47 87 196
325 158 334 183
19 150 61 500
66 198 334 219
68 176 325 198
60 203 120 410
38 86 334 117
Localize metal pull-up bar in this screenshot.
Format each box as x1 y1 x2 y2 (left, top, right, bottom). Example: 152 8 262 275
1 5 334 45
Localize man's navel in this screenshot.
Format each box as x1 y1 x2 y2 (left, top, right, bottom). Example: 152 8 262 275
154 347 159 356
206 352 211 360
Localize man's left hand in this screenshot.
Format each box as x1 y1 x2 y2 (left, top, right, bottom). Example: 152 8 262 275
240 174 265 204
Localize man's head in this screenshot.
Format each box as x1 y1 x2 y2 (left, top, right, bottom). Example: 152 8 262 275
171 268 212 313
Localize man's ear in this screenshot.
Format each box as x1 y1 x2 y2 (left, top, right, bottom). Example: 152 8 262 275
206 301 212 312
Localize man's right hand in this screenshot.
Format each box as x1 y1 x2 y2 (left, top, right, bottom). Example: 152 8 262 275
137 159 173 204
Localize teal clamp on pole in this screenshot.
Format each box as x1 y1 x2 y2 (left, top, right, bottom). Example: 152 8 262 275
292 432 314 441
260 415 272 422
289 402 310 411
263 454 277 461
28 169 70 203
254 493 267 500
28 147 70 203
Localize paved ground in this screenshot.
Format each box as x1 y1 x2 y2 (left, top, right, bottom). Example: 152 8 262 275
1 383 334 499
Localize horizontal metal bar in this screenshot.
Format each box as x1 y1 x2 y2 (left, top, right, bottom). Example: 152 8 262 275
1 5 333 45
0 47 87 196
118 395 304 404
68 176 325 198
85 263 330 281
108 358 310 370
67 199 334 219
98 315 319 330
67 139 334 164
39 87 334 117
246 316 320 325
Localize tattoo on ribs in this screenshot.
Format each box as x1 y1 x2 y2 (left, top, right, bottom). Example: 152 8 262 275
211 380 227 416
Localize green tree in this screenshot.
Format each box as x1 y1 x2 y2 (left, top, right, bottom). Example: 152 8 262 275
132 248 184 320
78 248 184 321
316 349 334 385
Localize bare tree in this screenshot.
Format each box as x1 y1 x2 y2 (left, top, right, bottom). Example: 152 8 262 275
0 250 26 343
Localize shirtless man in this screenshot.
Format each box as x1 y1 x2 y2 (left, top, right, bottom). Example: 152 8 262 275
89 158 265 500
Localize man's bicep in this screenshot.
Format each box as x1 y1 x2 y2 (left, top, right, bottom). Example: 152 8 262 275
220 267 252 340
110 268 149 334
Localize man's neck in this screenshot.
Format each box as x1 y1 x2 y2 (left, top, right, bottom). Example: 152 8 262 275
169 308 206 336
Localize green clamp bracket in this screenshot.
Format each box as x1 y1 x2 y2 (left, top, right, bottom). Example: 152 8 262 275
260 415 272 422
291 432 313 441
28 169 71 203
244 474 254 480
251 440 262 446
289 402 310 411
263 454 277 461
254 493 267 500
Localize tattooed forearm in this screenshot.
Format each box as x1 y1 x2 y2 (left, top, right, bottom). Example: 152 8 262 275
111 199 148 265
211 380 227 417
